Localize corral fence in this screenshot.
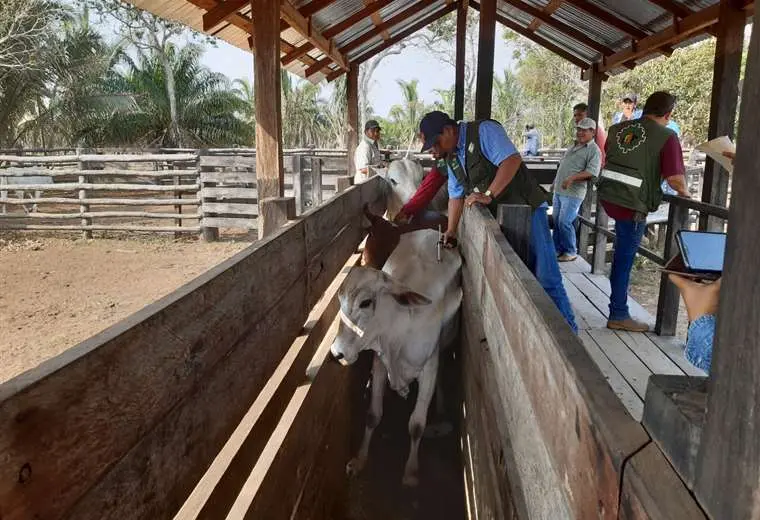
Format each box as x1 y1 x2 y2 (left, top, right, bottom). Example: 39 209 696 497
0 148 354 240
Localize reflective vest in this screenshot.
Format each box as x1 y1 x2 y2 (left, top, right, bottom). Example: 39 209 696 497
441 120 548 212
598 118 674 214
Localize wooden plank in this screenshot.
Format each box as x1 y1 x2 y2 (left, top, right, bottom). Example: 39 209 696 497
475 0 497 119
202 202 258 216
617 331 685 376
579 331 644 421
0 211 199 219
561 274 607 329
346 65 359 177
202 0 247 31
79 153 197 163
0 219 309 520
201 171 255 184
323 0 395 38
176 254 359 519
340 0 436 54
619 444 707 520
0 182 199 191
583 272 655 327
645 333 706 377
587 328 653 401
202 187 257 199
0 197 199 205
0 168 199 177
200 155 256 169
0 223 201 232
306 222 363 309
280 0 348 71
252 0 284 200
497 204 532 265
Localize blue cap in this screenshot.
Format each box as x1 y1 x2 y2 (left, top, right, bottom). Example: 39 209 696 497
419 111 455 152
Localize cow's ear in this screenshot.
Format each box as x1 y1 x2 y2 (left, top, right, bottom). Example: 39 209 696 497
391 290 432 307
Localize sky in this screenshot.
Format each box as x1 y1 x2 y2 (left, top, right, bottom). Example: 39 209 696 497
198 35 517 118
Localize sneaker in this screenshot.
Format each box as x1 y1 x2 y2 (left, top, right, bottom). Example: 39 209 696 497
607 318 649 332
558 253 577 262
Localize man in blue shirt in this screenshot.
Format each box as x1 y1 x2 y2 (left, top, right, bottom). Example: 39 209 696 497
612 93 643 124
524 124 540 156
419 111 578 333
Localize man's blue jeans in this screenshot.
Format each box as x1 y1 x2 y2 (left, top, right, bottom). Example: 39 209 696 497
552 193 583 256
685 315 715 373
528 204 578 333
609 219 648 321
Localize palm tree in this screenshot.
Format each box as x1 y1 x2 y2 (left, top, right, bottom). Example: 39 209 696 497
233 77 255 141
383 79 429 149
280 70 328 148
84 43 253 147
492 69 524 140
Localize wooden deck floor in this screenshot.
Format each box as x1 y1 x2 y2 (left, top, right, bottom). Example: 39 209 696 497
560 257 706 421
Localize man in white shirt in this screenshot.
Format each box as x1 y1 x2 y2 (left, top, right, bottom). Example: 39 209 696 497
354 120 386 184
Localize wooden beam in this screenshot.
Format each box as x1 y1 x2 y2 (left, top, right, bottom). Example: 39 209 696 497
586 64 603 122
503 0 614 56
694 8 760 519
247 35 321 68
352 3 458 64
299 0 338 17
470 1 590 69
203 0 247 32
364 0 390 41
252 0 284 202
281 43 315 66
645 0 693 18
527 0 564 32
454 0 468 120
564 0 648 39
280 0 349 70
326 68 345 82
599 4 723 73
475 0 496 119
347 65 359 176
323 0 396 39
340 0 437 54
701 0 746 231
304 57 333 77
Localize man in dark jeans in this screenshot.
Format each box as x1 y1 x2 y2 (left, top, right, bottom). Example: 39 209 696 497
597 91 691 332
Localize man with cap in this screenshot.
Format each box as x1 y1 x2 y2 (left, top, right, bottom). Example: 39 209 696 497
552 117 602 262
612 93 643 124
418 110 578 333
598 91 690 332
354 119 386 184
573 102 607 165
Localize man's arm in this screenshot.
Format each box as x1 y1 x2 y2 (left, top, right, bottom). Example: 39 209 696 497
562 145 601 189
397 166 447 221
354 143 371 175
467 121 522 206
661 135 690 198
444 197 465 245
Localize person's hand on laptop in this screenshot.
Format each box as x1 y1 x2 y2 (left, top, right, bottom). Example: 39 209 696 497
669 274 722 322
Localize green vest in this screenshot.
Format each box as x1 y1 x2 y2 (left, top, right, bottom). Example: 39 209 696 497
598 118 674 214
441 120 548 212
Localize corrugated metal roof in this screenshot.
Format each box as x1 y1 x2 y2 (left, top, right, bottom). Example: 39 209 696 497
122 0 743 83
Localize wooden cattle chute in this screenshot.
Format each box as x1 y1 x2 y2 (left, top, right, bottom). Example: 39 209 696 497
0 150 352 239
0 176 384 520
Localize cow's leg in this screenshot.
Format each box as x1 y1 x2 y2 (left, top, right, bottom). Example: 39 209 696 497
402 350 438 487
346 353 386 477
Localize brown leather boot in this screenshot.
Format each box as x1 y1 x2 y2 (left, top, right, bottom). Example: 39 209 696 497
607 318 649 332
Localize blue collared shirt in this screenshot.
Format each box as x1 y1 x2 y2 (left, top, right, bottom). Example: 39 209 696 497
447 121 519 199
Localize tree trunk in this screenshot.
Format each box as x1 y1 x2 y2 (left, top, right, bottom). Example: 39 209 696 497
160 53 180 147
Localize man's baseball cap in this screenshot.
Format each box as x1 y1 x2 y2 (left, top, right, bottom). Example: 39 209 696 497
364 120 381 131
419 111 456 152
622 93 638 103
575 117 597 130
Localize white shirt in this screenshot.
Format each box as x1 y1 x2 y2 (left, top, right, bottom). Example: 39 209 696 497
354 136 383 184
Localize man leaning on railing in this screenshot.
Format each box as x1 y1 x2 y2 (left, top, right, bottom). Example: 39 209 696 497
597 91 691 333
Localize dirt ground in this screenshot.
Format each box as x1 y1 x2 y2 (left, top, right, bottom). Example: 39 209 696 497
0 232 250 383
628 258 690 338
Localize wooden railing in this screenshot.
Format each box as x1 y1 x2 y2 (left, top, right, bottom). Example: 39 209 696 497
0 176 384 520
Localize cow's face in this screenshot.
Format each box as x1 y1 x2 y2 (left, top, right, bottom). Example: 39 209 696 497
330 267 431 365
383 159 424 219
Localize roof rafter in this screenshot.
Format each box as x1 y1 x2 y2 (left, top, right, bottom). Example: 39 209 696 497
340 0 437 54
280 0 349 70
527 0 564 32
563 0 648 40
351 2 458 66
470 0 590 69
502 0 614 56
364 0 391 41
645 0 693 19
323 0 396 39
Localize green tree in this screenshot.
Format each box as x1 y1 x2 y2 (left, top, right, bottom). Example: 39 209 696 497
381 79 430 149
492 68 524 140
82 44 252 147
280 70 329 148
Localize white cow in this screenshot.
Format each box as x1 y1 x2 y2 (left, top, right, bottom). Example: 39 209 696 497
330 228 462 487
382 158 448 220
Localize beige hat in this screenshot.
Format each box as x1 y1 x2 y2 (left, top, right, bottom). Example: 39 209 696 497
576 117 597 130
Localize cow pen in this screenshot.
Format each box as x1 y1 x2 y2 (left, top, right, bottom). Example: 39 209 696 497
3 0 760 519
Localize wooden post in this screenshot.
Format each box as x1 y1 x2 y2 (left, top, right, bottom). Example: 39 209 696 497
173 171 182 239
497 204 532 265
591 202 609 274
474 0 496 120
259 197 296 238
293 155 305 214
694 9 760 517
346 64 359 178
310 157 323 208
251 0 284 201
1 174 7 214
700 0 745 232
77 149 92 239
336 176 353 193
654 201 689 336
579 65 603 260
454 0 469 121
198 150 218 242
586 64 603 122
578 190 593 261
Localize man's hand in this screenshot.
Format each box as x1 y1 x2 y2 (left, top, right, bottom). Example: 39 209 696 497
464 192 493 207
442 230 458 249
722 151 736 164
561 179 572 190
669 274 722 322
393 211 410 225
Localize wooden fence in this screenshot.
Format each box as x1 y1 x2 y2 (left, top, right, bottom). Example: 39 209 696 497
0 176 384 520
0 150 352 239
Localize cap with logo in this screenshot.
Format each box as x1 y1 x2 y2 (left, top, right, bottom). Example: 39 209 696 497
575 117 597 130
622 93 638 104
364 120 381 131
419 111 456 152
